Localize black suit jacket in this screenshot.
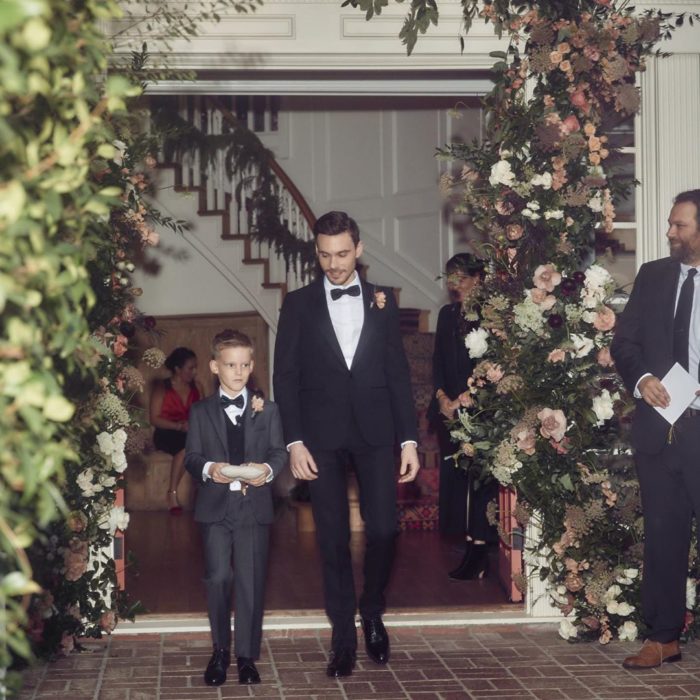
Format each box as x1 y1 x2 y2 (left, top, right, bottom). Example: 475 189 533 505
611 257 683 454
273 277 417 450
184 394 287 524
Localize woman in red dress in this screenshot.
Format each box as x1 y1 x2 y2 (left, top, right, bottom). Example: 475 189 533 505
149 347 204 514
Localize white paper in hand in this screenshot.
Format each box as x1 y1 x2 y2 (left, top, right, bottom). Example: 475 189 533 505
653 363 700 425
220 464 265 481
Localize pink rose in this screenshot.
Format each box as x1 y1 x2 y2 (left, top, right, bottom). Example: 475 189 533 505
64 538 89 582
515 428 537 455
570 89 589 112
486 364 504 383
548 348 567 363
532 264 562 292
597 347 614 367
113 334 129 357
538 407 567 442
458 391 474 408
530 288 557 310
593 306 616 331
550 436 570 454
495 199 514 216
561 115 581 134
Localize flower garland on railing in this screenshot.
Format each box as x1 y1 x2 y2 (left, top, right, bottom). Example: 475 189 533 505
434 1 700 643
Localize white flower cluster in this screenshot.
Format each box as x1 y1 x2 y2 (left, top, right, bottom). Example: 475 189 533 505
592 389 620 426
76 468 115 498
530 172 552 189
489 159 516 187
559 618 579 640
522 201 541 220
604 584 635 617
581 264 614 309
513 296 547 336
464 327 489 358
98 505 130 535
491 439 523 486
96 429 128 473
570 333 594 358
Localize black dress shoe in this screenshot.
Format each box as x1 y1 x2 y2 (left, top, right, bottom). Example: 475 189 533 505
204 647 230 686
236 656 261 685
448 543 489 580
361 616 390 664
326 648 356 677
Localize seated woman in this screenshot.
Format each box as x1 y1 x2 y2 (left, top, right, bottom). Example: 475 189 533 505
149 347 204 514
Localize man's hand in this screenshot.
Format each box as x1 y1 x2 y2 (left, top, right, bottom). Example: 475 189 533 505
398 443 420 483
209 462 235 484
289 443 318 480
639 375 671 408
242 463 271 488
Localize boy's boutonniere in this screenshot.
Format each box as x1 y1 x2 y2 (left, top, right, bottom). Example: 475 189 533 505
371 288 387 310
250 390 264 418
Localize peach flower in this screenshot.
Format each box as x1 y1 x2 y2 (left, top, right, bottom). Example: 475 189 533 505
530 288 557 310
532 264 562 292
100 611 117 633
561 115 581 134
515 428 537 455
486 364 504 383
593 306 616 331
506 223 524 240
538 408 567 443
597 347 614 367
548 348 567 363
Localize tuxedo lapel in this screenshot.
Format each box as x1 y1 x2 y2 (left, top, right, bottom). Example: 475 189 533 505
311 278 348 369
351 280 375 371
205 395 229 457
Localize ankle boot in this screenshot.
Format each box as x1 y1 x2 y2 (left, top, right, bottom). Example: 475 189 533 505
448 543 489 580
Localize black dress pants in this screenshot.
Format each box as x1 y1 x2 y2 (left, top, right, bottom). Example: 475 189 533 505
635 413 700 642
308 440 397 653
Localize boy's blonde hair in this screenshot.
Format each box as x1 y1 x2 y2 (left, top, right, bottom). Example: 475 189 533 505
211 329 254 358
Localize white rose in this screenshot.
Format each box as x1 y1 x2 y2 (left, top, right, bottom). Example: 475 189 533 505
592 389 616 427
544 209 564 220
531 172 553 189
618 621 638 642
616 602 635 617
96 432 115 456
112 452 128 473
489 160 516 187
558 618 579 640
103 506 130 535
588 193 603 212
464 328 489 359
571 333 594 358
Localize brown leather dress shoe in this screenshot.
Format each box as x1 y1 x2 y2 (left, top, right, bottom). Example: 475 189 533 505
622 639 681 669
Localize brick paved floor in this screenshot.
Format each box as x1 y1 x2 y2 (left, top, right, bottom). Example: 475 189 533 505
14 624 700 700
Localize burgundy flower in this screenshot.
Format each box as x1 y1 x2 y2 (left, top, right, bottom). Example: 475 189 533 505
560 278 577 296
142 315 156 330
572 271 586 285
548 314 564 328
119 321 135 338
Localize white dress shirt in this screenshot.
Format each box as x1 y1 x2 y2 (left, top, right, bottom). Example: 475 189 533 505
325 273 364 369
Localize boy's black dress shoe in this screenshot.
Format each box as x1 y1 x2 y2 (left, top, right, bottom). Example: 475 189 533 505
204 647 230 686
448 543 489 580
326 648 356 677
361 616 390 664
236 657 261 684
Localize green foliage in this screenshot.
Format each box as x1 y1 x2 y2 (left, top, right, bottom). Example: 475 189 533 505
0 0 140 679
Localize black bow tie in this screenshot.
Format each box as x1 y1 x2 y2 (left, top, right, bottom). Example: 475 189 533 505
330 285 361 301
221 394 244 410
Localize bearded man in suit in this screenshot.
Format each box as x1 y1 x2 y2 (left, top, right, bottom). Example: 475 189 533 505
611 189 700 669
273 210 420 677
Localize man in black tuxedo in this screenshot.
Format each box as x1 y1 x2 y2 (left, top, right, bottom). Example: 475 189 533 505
273 210 420 677
612 189 700 669
185 330 287 686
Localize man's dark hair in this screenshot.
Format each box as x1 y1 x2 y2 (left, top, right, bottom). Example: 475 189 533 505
674 190 700 227
312 211 360 246
445 253 485 279
164 346 196 373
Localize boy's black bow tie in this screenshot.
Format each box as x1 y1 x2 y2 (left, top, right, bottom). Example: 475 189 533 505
330 285 361 301
221 394 244 409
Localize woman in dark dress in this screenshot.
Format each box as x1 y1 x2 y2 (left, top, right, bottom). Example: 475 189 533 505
149 347 204 514
430 253 497 579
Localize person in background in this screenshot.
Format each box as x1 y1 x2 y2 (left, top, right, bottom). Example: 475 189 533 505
430 253 497 580
150 346 204 514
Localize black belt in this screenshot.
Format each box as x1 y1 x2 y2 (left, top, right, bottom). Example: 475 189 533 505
679 407 700 419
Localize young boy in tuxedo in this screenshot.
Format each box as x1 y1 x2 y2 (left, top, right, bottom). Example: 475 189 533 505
185 329 287 686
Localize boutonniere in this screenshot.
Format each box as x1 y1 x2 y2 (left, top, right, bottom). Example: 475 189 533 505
371 288 387 310
250 390 264 418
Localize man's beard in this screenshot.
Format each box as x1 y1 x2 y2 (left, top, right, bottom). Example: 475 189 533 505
669 240 693 263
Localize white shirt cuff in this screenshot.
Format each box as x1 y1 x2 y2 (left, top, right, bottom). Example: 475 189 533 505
401 440 418 449
633 373 652 399
286 440 303 451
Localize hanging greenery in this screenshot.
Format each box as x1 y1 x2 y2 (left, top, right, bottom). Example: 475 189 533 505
1 0 269 688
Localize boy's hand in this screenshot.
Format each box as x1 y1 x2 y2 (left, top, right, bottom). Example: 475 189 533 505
242 463 270 488
209 462 235 483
